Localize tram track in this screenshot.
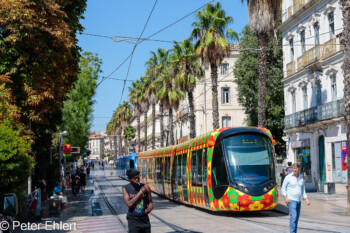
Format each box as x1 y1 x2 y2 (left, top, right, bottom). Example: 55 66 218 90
100 168 346 233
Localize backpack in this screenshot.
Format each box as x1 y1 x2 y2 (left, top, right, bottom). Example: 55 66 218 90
75 175 80 185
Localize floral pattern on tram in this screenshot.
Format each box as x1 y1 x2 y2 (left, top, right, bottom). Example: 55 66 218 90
207 127 278 211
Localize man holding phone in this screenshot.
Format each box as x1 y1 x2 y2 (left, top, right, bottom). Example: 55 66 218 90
122 169 153 233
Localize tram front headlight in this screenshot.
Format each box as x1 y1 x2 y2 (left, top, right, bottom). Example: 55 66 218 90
244 187 249 193
263 187 268 192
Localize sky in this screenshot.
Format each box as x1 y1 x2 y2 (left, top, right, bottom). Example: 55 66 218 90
76 0 249 132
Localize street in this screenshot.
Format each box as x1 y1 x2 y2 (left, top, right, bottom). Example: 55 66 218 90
24 165 350 233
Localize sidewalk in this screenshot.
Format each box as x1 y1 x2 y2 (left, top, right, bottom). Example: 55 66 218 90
17 173 125 233
275 187 348 218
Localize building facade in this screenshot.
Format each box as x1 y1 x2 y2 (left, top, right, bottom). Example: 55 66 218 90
280 0 347 194
87 132 105 160
127 44 246 152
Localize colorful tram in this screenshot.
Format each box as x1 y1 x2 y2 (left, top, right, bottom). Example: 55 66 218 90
137 127 279 212
116 153 138 178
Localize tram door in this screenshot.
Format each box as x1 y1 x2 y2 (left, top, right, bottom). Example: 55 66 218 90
203 148 210 208
182 153 189 202
171 156 177 200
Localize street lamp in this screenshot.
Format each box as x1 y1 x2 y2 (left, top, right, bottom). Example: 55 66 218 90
59 131 67 188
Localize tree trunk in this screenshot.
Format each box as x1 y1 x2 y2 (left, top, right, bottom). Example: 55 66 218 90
340 0 350 214
152 102 156 149
257 32 269 127
124 138 128 154
169 108 174 145
210 63 220 129
159 103 164 148
188 90 196 139
118 127 122 156
137 114 141 153
144 111 148 151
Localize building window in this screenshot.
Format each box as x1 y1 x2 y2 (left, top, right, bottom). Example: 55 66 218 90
331 75 337 101
292 92 296 113
221 63 229 75
289 39 294 61
328 12 335 39
316 81 322 105
302 86 308 109
222 116 231 128
314 23 320 46
221 87 230 104
300 30 306 53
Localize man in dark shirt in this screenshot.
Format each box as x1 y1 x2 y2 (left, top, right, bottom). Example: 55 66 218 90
122 169 153 233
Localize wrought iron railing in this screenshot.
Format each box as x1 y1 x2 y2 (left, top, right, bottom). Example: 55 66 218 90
285 99 344 128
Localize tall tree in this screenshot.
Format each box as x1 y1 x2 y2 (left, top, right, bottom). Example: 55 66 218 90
123 125 136 154
170 39 204 139
0 0 87 186
241 0 281 127
340 0 350 214
61 52 101 157
234 25 285 155
191 2 238 129
117 101 133 154
140 76 151 151
146 49 170 147
129 80 143 152
156 65 185 146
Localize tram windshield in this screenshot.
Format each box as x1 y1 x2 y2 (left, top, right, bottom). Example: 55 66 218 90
223 134 274 185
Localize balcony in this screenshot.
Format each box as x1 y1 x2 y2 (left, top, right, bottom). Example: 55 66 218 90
285 0 311 21
286 61 296 77
292 39 340 74
285 99 344 128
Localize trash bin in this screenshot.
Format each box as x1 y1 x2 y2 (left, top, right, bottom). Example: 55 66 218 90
327 183 335 194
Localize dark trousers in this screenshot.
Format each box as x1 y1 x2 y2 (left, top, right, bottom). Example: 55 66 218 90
127 214 151 233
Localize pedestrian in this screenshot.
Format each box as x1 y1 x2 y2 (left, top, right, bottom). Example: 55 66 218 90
79 169 87 193
70 170 76 197
74 169 81 194
87 165 90 177
286 161 293 175
282 163 310 233
52 182 67 209
280 169 286 186
122 169 153 233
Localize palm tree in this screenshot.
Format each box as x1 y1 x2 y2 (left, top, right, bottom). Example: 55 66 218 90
191 2 238 129
241 0 281 127
156 64 185 146
139 76 150 151
129 80 143 152
146 48 170 147
145 53 161 149
106 110 121 157
340 0 350 214
117 101 133 154
170 38 204 139
123 125 136 154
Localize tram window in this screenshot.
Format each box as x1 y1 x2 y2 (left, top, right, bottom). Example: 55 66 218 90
148 158 153 179
130 160 135 169
182 154 187 185
211 143 229 186
177 155 182 185
156 158 162 181
191 151 197 186
197 149 203 186
165 157 170 184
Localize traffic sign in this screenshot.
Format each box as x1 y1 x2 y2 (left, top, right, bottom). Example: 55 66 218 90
71 147 80 154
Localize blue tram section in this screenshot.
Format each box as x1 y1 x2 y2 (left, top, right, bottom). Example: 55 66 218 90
115 153 138 179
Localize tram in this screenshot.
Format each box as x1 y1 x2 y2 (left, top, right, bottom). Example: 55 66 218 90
137 127 279 212
116 153 138 178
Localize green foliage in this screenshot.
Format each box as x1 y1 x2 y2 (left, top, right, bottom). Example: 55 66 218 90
124 125 136 142
0 121 35 215
61 52 101 157
234 25 285 154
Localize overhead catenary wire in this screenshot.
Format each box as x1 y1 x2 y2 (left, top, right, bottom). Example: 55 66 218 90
97 0 216 91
